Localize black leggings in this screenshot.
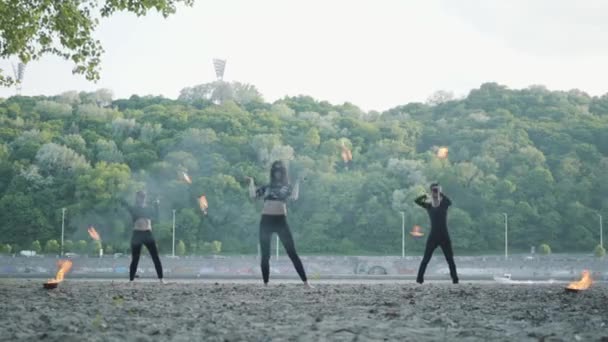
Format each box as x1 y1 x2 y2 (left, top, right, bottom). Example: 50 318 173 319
259 215 307 283
417 235 458 283
130 230 163 281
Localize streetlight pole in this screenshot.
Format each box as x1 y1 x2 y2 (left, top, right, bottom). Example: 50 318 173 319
61 208 66 256
401 212 405 258
502 213 508 260
601 214 604 249
276 235 280 261
172 209 176 257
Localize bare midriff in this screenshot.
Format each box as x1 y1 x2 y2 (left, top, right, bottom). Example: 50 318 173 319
262 200 287 216
134 218 152 231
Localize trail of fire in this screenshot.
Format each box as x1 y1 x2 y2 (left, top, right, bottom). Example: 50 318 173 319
88 226 104 258
566 270 593 292
437 147 449 159
43 260 73 289
199 195 208 215
182 172 192 184
87 226 101 241
410 225 424 237
341 142 353 163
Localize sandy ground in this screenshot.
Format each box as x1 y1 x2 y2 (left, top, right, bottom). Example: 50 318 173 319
1 279 607 342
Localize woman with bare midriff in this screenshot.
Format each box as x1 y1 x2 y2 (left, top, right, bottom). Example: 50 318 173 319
121 190 164 284
248 160 311 288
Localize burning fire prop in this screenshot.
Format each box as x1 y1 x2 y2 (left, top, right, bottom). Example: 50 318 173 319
43 260 73 289
410 225 424 238
182 172 192 184
565 270 593 293
341 142 353 163
87 226 101 241
437 147 449 159
199 195 209 215
87 226 103 257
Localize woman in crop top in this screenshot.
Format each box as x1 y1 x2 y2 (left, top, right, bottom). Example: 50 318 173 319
249 160 310 287
121 190 164 283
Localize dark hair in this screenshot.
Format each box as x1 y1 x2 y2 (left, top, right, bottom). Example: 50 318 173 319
430 182 440 190
270 160 288 185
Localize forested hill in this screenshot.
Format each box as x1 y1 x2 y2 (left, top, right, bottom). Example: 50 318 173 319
0 82 607 256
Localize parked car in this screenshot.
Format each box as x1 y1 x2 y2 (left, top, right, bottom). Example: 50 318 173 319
19 250 37 257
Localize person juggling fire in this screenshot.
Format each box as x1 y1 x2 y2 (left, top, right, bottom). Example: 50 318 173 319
120 190 164 284
248 160 311 288
414 182 459 284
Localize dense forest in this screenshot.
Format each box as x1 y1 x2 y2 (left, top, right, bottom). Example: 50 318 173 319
0 82 607 256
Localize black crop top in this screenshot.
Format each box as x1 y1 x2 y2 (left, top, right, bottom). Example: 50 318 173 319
254 183 296 202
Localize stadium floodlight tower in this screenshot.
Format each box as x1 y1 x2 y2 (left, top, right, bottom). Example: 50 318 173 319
11 62 26 95
213 58 227 81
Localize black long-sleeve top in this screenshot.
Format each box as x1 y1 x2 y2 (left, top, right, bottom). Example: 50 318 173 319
414 194 452 237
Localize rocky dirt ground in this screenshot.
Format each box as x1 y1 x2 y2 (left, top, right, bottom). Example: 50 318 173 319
1 279 607 341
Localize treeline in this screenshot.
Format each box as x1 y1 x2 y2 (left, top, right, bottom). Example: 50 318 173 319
0 82 607 256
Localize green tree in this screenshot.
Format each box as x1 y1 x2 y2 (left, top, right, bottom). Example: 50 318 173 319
0 0 195 85
75 161 133 209
64 240 74 253
594 244 606 257
189 242 198 255
0 193 54 246
105 244 114 254
45 240 60 254
211 241 222 254
0 83 606 255
31 240 42 254
0 244 11 254
76 240 88 254
539 244 552 255
90 240 102 255
176 240 186 256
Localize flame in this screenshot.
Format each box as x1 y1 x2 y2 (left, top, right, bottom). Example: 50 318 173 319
341 142 353 163
182 172 192 184
199 195 208 214
410 225 424 237
437 147 449 159
87 226 101 241
46 260 73 284
566 270 593 291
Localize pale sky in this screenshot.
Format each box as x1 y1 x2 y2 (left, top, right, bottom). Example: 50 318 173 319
1 0 607 111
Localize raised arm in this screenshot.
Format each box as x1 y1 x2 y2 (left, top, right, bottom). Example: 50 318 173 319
288 181 300 201
414 194 430 209
248 178 256 199
119 199 134 217
248 178 265 201
153 198 160 222
441 193 452 207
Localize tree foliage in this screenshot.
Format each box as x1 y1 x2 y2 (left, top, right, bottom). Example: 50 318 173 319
45 239 60 254
176 240 186 256
0 0 195 85
0 84 606 255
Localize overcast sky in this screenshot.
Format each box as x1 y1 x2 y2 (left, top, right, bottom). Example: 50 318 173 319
1 0 607 111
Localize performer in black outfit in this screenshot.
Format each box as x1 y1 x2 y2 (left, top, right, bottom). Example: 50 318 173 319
121 190 164 283
414 183 459 284
249 161 311 287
